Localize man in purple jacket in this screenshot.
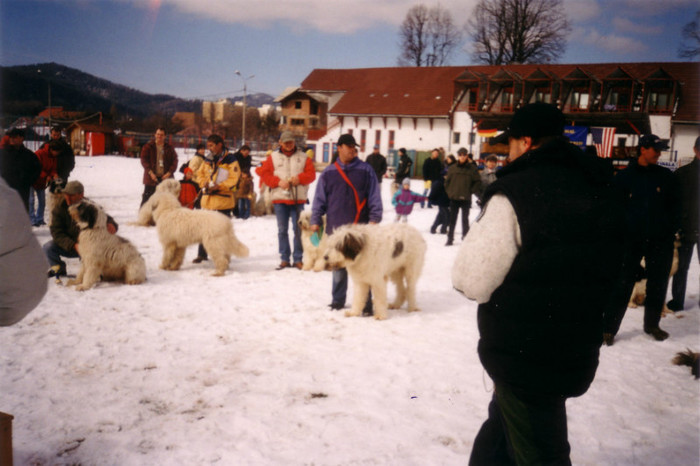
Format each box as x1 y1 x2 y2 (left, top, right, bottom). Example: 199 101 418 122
311 133 383 314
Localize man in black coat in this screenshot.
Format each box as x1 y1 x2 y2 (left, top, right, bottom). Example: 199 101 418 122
453 103 626 465
422 148 442 208
667 136 699 311
602 134 681 343
365 145 387 183
0 128 41 212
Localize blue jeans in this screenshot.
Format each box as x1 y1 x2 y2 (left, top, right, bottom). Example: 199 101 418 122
43 240 80 270
332 268 348 305
238 198 251 219
331 267 372 311
274 203 303 263
29 187 46 225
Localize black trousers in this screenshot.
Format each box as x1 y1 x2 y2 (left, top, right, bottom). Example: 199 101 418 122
469 384 571 466
447 199 471 241
140 184 157 207
197 208 234 258
603 237 675 335
669 238 700 310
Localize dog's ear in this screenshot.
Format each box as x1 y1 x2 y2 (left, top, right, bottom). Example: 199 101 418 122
339 231 364 260
392 240 404 258
78 202 98 229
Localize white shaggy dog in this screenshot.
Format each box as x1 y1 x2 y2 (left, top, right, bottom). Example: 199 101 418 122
297 210 328 272
324 223 426 320
150 191 249 276
67 200 146 291
134 178 181 226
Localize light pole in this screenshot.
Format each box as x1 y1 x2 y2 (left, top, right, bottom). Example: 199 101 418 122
235 70 255 146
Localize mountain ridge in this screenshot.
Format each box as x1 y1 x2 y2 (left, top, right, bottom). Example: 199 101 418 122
0 62 275 120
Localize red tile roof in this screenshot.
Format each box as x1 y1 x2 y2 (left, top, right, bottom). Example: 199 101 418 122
302 67 466 117
301 62 699 123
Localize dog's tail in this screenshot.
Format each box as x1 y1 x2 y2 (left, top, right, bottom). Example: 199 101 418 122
228 234 249 258
672 349 699 379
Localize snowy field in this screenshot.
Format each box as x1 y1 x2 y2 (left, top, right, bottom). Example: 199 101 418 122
1 153 698 465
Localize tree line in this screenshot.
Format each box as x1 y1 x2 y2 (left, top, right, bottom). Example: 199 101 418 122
399 0 700 67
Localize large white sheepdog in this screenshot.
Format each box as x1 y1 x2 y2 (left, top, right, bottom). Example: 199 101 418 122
67 199 147 291
150 191 249 276
134 178 182 226
297 210 328 272
324 223 426 320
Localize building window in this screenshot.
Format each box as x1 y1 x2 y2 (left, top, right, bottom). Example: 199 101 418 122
375 130 381 149
323 143 330 163
453 132 461 144
291 118 305 126
310 101 319 115
532 89 551 104
309 117 319 128
360 129 367 152
571 91 589 111
501 89 514 111
294 101 302 109
388 130 395 151
648 91 672 113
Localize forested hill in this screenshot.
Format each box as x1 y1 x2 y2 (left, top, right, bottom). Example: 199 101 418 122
0 62 273 119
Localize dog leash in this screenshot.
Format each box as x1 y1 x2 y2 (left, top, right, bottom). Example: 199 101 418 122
334 162 365 224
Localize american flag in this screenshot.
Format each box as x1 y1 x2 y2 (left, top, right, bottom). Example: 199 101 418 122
591 127 616 158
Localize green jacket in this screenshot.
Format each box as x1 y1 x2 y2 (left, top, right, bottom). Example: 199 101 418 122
49 198 118 252
445 162 482 202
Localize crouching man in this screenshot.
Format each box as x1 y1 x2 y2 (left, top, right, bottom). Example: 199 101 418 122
452 103 625 465
43 181 117 277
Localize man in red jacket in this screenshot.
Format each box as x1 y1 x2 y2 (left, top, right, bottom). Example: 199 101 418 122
29 140 61 226
139 127 178 206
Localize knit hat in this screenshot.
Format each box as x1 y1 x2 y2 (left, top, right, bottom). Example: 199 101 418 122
402 177 411 186
62 180 84 195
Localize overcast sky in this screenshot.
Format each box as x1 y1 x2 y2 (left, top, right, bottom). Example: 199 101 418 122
1 0 697 100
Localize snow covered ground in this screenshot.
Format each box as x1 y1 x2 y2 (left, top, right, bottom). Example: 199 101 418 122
1 153 698 465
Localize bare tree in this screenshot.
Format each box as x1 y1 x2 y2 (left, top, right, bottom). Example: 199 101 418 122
678 9 700 58
398 4 462 66
467 0 570 65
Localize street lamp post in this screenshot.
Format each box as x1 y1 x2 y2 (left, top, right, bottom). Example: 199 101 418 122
235 70 255 146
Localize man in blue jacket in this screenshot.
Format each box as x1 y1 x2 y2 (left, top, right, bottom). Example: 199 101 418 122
311 133 383 314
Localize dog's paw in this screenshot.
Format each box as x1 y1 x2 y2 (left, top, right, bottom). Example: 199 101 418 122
66 278 79 286
407 307 421 313
344 309 361 318
75 284 91 291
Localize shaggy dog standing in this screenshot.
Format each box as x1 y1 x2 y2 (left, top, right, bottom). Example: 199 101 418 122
134 178 181 226
151 191 249 276
67 200 146 291
298 210 328 271
324 223 426 320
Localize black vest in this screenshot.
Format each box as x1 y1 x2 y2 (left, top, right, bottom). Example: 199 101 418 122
478 138 625 399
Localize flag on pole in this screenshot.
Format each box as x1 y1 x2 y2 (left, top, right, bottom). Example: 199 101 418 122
477 128 498 137
591 127 616 158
